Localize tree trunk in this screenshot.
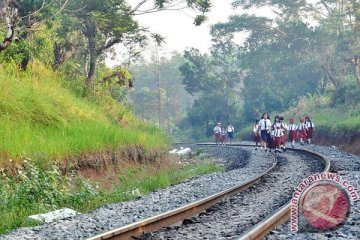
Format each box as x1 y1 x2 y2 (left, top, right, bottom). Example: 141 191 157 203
53 42 62 69
0 24 14 52
157 64 161 127
0 1 16 52
354 56 360 87
84 17 97 89
83 53 88 76
321 55 339 88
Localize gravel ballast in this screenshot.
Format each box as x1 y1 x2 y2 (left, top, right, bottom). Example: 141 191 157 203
2 144 358 240
1 146 273 240
137 149 325 240
266 144 360 240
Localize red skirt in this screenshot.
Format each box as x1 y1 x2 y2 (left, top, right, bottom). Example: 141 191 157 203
306 128 314 138
215 133 222 142
274 137 282 147
253 133 261 142
281 134 287 144
298 130 307 139
289 130 297 141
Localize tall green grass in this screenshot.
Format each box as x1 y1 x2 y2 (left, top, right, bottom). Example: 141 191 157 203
0 63 169 164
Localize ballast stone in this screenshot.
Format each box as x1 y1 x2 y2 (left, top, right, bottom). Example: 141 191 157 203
28 208 80 223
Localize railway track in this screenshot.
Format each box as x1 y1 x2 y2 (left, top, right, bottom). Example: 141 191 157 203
87 144 330 240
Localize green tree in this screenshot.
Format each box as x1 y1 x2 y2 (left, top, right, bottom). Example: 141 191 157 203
179 34 243 138
56 0 212 89
130 52 192 134
0 0 69 69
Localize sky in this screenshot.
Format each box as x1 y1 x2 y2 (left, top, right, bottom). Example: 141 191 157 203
106 0 274 67
130 0 238 53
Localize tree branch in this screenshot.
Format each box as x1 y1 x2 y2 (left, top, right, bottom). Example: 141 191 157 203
96 38 121 55
33 0 70 26
320 0 333 14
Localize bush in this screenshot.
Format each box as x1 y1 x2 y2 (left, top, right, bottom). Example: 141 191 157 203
331 81 360 106
0 160 99 234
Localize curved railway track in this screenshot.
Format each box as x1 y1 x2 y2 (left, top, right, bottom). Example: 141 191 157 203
87 143 330 240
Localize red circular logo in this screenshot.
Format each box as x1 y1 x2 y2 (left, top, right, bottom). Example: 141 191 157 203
300 182 350 230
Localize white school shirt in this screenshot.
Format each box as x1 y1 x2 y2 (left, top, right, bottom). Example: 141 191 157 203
253 124 259 133
214 126 221 134
273 122 284 137
305 121 315 128
298 123 308 131
280 122 288 131
227 125 234 132
259 119 271 130
270 128 275 137
288 123 297 131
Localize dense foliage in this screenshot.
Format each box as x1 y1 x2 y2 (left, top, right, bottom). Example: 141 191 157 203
0 0 217 234
171 0 360 140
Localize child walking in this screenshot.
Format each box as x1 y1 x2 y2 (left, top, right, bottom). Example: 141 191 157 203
227 123 235 145
288 117 297 148
279 116 288 152
273 116 283 153
297 118 308 146
213 123 222 145
305 116 315 144
253 119 261 150
221 127 227 145
258 113 272 152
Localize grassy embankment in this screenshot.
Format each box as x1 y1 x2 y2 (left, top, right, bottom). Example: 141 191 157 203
0 63 223 234
0 64 168 164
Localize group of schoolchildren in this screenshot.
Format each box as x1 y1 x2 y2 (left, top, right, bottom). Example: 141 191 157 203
213 122 235 145
253 112 315 153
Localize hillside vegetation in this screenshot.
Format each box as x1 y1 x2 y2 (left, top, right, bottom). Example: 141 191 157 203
0 0 221 235
0 63 169 166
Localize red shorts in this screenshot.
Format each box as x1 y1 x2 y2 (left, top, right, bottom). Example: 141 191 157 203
253 133 261 142
289 130 297 141
274 137 282 147
298 130 307 139
215 133 222 142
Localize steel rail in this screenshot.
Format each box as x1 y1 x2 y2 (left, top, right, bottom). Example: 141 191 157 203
87 145 277 240
238 147 331 240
